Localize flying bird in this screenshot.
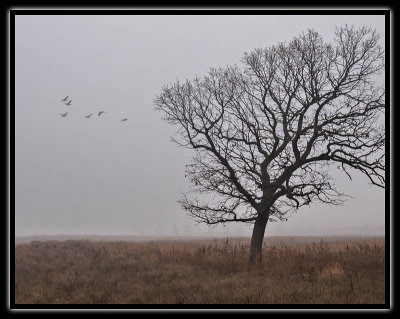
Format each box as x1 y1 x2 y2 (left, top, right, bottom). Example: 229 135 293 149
65 100 72 105
98 111 105 116
85 114 93 118
121 118 128 121
61 96 69 101
60 112 68 117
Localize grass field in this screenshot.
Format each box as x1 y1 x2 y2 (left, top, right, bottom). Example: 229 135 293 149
14 236 385 304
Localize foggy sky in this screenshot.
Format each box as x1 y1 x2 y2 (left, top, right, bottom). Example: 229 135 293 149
14 13 386 237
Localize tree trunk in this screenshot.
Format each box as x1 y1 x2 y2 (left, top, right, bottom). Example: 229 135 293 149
249 214 268 265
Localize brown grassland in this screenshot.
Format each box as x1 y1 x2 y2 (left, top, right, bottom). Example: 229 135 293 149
14 236 385 304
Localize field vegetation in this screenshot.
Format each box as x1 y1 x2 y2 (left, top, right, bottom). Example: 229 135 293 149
15 236 385 304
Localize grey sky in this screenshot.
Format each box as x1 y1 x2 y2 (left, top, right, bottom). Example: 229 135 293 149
14 14 386 237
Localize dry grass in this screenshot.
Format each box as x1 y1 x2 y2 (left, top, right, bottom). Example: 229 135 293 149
14 237 385 304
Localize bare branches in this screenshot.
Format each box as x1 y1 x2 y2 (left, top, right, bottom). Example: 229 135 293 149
154 25 385 227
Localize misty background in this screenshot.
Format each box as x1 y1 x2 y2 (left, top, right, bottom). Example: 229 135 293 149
14 14 385 238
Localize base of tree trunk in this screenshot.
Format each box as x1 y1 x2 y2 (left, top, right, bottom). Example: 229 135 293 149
248 215 268 266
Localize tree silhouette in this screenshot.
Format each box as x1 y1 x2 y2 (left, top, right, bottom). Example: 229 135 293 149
154 25 385 265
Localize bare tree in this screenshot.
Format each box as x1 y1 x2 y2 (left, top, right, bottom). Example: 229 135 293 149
154 25 385 265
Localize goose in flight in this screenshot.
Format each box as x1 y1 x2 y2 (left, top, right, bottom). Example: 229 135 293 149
121 118 128 122
85 114 93 118
65 100 72 105
98 111 105 116
60 112 68 117
61 96 69 101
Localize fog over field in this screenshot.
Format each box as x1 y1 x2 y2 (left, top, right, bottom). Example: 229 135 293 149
14 14 385 238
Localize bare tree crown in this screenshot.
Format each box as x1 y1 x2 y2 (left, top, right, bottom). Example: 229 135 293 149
154 25 385 226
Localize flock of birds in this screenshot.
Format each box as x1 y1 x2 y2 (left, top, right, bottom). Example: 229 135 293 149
59 96 128 122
